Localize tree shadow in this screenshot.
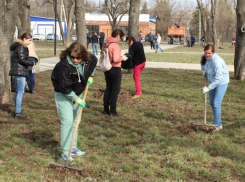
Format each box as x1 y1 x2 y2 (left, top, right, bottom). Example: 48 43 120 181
14 129 61 160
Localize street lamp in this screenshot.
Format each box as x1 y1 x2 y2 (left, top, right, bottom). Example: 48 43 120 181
112 4 115 30
207 16 209 44
156 15 158 35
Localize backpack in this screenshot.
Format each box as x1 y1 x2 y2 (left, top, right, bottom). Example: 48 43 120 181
99 44 112 72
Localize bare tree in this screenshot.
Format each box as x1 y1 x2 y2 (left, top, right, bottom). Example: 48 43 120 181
234 0 245 80
128 0 141 39
196 0 207 43
75 0 86 46
103 0 129 31
211 0 217 48
17 0 31 35
0 0 19 104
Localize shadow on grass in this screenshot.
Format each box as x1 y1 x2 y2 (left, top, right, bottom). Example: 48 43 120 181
14 129 61 160
0 104 13 114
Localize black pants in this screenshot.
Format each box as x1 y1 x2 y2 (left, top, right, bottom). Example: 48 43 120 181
87 40 90 49
149 41 154 49
99 39 104 50
103 67 122 108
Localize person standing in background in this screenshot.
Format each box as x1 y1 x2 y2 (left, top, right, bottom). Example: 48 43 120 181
86 29 90 49
99 29 105 52
103 29 127 117
232 36 236 45
90 32 99 55
148 32 154 50
126 36 146 99
27 41 39 94
9 33 35 119
155 33 163 53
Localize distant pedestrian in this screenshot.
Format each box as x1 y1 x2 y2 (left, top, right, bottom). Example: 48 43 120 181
27 41 39 94
200 44 229 131
86 29 90 49
231 36 236 46
191 35 195 47
9 33 35 119
200 36 205 47
90 32 99 55
139 31 142 42
148 32 155 49
155 33 163 53
99 29 105 51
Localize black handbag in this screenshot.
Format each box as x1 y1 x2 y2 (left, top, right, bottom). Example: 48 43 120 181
11 76 31 93
121 58 133 69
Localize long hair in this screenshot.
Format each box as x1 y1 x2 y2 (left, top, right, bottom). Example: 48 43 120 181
19 33 32 40
126 36 136 44
201 44 215 65
111 28 125 40
59 42 90 61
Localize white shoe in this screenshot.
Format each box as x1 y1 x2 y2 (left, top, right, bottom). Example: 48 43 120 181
215 125 223 131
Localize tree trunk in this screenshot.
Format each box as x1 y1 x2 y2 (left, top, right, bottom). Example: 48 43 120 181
196 0 206 43
16 0 31 35
211 0 217 49
128 0 141 39
0 0 19 104
234 0 245 80
75 0 86 46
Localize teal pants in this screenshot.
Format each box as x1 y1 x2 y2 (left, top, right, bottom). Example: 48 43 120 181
55 92 83 154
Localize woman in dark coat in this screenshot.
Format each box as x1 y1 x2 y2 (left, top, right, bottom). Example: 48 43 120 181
9 33 35 119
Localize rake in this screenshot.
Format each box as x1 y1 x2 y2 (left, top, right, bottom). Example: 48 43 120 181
49 83 89 172
192 77 217 132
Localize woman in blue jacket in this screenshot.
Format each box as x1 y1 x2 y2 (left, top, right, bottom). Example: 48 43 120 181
201 44 229 131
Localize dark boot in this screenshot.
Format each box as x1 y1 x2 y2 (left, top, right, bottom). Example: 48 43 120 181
13 112 28 119
103 105 110 116
110 107 120 117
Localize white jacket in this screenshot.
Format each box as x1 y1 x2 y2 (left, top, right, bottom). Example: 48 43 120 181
157 36 161 43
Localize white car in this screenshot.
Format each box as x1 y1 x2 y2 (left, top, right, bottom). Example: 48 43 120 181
33 34 45 40
46 33 59 40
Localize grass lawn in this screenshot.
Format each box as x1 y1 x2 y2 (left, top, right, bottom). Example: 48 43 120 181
1 67 245 181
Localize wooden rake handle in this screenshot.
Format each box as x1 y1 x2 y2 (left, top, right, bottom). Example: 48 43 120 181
204 77 207 125
66 83 89 165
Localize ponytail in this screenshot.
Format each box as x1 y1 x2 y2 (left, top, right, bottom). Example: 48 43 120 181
201 55 206 65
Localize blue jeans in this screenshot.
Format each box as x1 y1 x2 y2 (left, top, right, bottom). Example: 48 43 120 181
14 76 26 113
209 83 228 126
156 43 163 53
28 57 36 91
92 43 98 55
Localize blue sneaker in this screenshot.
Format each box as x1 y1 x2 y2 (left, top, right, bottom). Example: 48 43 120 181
71 148 86 156
60 154 74 161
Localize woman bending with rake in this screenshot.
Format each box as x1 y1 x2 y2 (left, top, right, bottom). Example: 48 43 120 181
201 44 229 131
51 42 97 161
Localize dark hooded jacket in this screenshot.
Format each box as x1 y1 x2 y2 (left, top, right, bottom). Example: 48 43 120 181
9 39 34 77
51 53 97 96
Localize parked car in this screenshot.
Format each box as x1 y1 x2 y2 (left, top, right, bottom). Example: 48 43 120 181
145 34 157 42
46 33 59 40
32 33 45 40
72 35 77 40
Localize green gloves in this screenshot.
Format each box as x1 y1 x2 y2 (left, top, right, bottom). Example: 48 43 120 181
88 77 93 86
76 98 86 108
202 87 209 94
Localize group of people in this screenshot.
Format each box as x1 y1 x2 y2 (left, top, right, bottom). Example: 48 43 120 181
87 29 105 55
10 29 229 161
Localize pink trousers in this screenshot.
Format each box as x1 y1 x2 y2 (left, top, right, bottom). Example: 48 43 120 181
133 62 145 95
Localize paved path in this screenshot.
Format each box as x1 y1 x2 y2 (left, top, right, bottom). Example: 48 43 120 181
39 43 234 72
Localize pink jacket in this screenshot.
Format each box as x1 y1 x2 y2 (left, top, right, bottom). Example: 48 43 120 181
105 37 123 67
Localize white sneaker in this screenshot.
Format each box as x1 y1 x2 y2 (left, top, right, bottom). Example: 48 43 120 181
215 125 223 131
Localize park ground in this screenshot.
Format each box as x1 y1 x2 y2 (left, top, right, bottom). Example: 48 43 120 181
1 41 244 182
